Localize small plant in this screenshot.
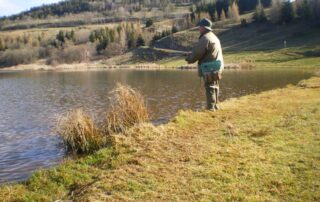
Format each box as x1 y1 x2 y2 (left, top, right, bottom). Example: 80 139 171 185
145 19 153 28
105 84 149 134
57 109 105 154
136 35 145 47
241 19 248 27
171 25 178 33
253 1 268 23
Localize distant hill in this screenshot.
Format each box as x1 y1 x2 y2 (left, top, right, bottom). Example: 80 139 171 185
0 0 275 31
1 0 271 22
0 0 191 30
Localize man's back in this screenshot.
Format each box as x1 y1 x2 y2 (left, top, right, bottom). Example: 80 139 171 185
200 32 224 70
186 31 224 70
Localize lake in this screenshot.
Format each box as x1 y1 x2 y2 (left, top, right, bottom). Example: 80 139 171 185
0 69 313 183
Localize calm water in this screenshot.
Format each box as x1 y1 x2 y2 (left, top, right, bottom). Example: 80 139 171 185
0 69 313 183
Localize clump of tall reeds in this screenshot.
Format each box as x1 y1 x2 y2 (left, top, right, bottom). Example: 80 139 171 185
57 109 105 154
57 84 149 154
104 83 149 134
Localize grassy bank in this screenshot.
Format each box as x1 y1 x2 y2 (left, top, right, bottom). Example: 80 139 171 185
157 46 320 70
1 76 319 201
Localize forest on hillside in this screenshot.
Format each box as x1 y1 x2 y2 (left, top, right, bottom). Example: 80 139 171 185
1 0 273 21
0 0 319 68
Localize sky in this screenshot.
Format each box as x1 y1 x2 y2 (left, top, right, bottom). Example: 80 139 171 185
0 0 62 17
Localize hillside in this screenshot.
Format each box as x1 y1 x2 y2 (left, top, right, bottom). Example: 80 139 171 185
0 0 190 30
153 23 320 51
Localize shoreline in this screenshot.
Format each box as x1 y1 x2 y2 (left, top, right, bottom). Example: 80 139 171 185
0 76 319 200
0 61 248 72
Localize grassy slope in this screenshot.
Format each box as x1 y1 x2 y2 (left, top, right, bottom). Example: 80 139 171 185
150 17 320 69
1 76 319 201
156 46 320 69
117 22 320 69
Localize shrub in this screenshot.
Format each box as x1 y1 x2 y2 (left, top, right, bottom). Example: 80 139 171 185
228 2 240 22
253 1 268 23
56 30 65 43
0 47 39 67
241 19 248 27
103 42 124 57
47 45 91 65
171 25 178 33
57 109 105 154
0 39 6 51
136 35 145 47
270 0 282 23
145 19 153 27
104 84 149 134
281 1 295 24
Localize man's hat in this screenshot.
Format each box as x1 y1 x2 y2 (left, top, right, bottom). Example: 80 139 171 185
198 18 213 31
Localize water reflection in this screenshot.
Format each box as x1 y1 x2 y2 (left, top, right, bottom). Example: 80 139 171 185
0 69 312 183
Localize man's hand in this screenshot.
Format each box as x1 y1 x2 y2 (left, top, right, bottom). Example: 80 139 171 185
185 51 192 64
183 51 192 56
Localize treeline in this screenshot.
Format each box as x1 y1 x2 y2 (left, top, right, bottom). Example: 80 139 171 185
0 0 273 22
0 21 156 67
2 0 92 20
253 0 320 24
0 0 174 21
194 0 271 18
191 0 242 23
88 23 146 55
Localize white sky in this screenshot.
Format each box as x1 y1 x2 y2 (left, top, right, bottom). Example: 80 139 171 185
0 0 62 17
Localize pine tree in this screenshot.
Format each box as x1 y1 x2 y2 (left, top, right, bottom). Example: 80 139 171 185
89 32 96 43
310 0 320 23
109 30 115 43
296 0 311 21
118 26 127 49
270 0 282 23
96 36 109 54
56 30 65 43
171 25 178 33
70 30 76 42
228 2 240 22
136 35 145 47
0 39 5 51
145 19 153 27
213 10 218 22
65 30 76 42
253 0 268 23
281 1 295 24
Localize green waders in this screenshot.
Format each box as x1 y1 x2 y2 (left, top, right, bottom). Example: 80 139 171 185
205 80 219 110
201 70 221 110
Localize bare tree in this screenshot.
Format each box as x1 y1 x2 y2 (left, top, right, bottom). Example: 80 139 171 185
228 2 240 22
270 0 282 23
220 10 226 22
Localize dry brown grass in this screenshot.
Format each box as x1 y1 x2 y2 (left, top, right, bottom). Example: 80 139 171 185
57 109 105 154
104 83 149 134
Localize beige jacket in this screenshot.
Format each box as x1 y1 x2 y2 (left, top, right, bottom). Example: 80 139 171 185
186 31 224 76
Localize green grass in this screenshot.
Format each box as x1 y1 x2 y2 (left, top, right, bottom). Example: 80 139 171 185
154 46 320 70
1 76 319 201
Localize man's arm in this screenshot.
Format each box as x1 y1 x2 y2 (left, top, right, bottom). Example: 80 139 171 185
185 37 208 64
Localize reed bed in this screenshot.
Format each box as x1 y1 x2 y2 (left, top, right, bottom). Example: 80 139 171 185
57 109 105 154
57 84 149 153
105 83 149 134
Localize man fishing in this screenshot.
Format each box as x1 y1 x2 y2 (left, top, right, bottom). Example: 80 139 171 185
185 18 224 111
